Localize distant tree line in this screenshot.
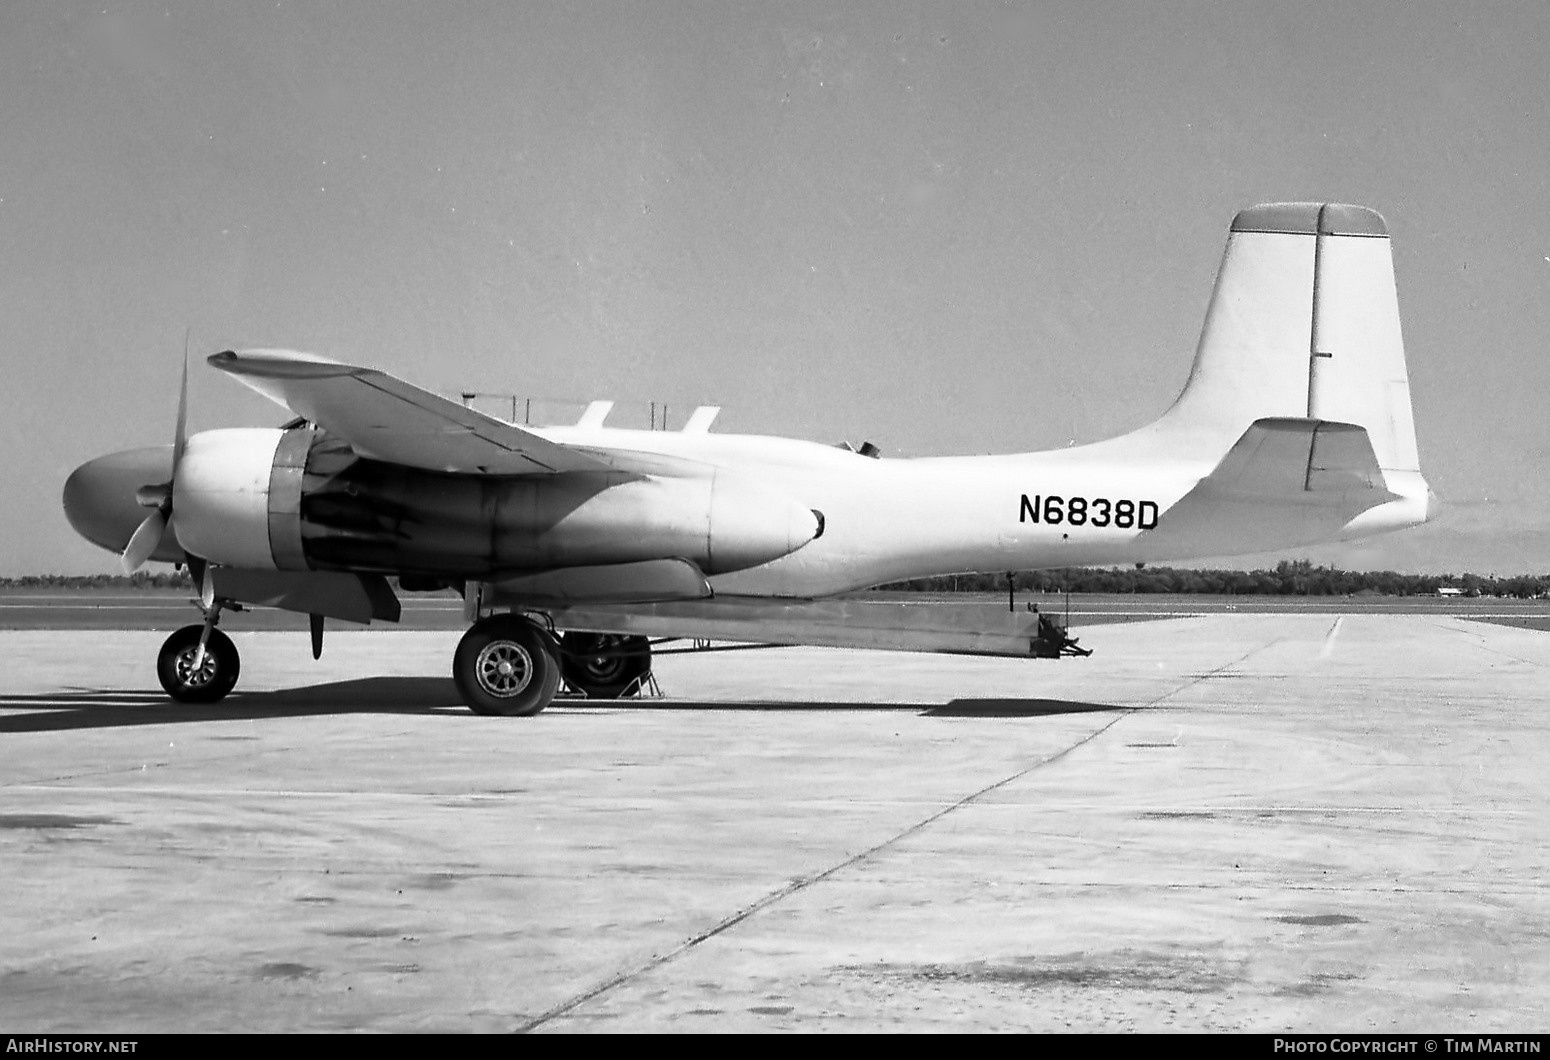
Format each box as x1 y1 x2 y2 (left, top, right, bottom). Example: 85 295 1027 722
878 560 1550 599
1 571 193 589
5 560 1548 598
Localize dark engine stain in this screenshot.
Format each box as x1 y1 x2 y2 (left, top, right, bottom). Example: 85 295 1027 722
0 814 118 829
860 950 1245 994
1276 971 1361 996
323 926 404 938
1275 913 1364 927
294 895 336 905
257 962 318 980
408 872 465 891
748 1005 794 1016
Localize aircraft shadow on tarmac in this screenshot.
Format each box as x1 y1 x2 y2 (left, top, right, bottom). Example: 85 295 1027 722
560 697 1119 717
0 680 1121 733
922 698 1121 717
0 678 463 733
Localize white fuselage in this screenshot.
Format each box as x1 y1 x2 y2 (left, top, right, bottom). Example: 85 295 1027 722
540 425 1206 597
155 415 1432 600
535 420 1433 598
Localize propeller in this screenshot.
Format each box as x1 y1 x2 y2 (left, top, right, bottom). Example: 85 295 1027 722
120 342 191 573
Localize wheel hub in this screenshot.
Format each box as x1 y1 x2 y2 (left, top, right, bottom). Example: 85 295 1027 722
578 635 629 681
174 648 217 687
475 640 533 697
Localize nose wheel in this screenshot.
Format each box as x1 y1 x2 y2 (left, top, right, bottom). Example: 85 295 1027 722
156 625 241 703
453 615 561 716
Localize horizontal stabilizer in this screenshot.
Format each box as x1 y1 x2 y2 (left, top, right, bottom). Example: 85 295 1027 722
1202 417 1388 497
1136 417 1395 558
210 349 610 475
489 558 712 606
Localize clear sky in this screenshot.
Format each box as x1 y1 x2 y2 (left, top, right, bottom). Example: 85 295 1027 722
4 1 1548 577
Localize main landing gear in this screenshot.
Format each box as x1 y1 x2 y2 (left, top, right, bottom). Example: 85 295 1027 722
557 632 652 699
148 601 651 716
451 615 654 716
452 614 561 717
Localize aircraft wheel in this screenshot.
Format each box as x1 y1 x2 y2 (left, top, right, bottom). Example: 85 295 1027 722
454 615 560 717
559 633 651 698
156 625 241 704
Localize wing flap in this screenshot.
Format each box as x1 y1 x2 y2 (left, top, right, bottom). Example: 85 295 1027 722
209 349 610 475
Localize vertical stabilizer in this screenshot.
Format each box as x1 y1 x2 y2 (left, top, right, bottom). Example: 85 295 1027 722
1145 203 1421 475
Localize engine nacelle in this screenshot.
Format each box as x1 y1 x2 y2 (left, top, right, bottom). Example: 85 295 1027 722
172 426 819 577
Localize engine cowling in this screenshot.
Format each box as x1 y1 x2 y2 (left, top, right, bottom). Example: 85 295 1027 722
173 428 286 568
171 425 820 577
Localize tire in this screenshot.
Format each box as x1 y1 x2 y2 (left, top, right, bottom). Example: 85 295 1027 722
453 615 560 717
559 633 652 699
157 625 241 704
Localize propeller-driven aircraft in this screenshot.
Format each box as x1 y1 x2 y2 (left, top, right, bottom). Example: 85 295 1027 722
63 202 1435 716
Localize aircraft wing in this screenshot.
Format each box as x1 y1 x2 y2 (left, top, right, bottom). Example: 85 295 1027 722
209 349 611 474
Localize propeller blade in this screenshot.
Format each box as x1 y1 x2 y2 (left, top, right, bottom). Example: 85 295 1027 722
121 509 168 574
130 337 190 575
172 334 190 477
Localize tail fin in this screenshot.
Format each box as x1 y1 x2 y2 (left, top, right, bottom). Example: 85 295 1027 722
1150 202 1420 476
1105 202 1435 557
